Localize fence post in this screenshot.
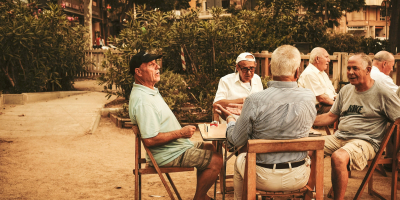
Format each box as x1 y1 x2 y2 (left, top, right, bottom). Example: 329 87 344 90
340 52 349 85
396 53 400 86
260 51 269 78
332 52 341 91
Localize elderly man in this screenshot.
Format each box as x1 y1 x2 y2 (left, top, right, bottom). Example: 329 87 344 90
314 53 400 200
215 45 317 200
371 50 398 92
298 47 337 114
128 51 223 200
213 52 263 119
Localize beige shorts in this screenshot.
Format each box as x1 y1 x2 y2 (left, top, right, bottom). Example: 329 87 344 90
324 135 376 171
158 142 213 171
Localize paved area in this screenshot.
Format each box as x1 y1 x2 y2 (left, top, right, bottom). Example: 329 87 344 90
0 91 116 137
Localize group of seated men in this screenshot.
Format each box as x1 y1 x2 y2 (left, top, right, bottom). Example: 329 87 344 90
128 45 400 200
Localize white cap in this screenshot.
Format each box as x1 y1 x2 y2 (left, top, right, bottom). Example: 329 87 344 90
236 52 256 64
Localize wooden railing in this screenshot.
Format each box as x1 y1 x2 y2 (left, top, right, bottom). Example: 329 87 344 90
80 49 162 78
253 51 400 90
78 49 123 77
82 50 400 90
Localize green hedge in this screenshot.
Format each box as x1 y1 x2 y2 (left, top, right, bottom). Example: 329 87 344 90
0 1 87 93
100 4 390 122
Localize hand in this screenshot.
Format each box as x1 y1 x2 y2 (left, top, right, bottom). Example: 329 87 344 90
180 125 196 138
226 103 243 115
214 104 233 121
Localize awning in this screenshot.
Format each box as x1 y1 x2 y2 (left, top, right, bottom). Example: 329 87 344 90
375 26 384 29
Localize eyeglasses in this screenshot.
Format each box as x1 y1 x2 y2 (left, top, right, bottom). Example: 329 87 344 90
239 66 256 73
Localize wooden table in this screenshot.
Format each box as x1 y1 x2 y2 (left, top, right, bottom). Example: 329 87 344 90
199 123 239 200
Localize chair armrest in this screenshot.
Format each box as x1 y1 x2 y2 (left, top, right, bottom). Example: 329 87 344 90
247 137 325 154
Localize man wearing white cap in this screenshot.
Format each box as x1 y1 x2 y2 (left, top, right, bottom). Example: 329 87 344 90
213 52 263 120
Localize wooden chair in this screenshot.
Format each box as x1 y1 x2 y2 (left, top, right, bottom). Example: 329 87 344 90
132 126 194 200
241 137 325 200
354 119 400 200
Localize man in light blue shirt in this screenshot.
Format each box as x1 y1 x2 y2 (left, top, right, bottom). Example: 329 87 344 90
128 51 222 200
215 45 317 200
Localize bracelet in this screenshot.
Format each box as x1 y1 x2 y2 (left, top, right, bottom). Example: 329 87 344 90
226 115 235 121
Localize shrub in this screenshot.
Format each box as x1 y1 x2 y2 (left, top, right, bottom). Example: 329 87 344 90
0 1 87 93
156 70 189 113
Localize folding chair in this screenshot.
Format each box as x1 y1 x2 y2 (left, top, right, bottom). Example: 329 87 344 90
132 126 194 200
354 119 400 200
241 137 325 200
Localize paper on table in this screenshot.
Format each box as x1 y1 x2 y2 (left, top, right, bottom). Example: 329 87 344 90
198 123 227 140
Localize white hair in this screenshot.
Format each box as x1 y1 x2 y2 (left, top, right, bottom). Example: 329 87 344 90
309 47 327 64
373 51 394 62
351 53 372 70
271 45 301 76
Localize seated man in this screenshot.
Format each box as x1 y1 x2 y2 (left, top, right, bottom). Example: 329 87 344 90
128 51 223 200
213 52 263 120
371 50 398 92
314 53 400 200
298 47 337 114
215 45 317 200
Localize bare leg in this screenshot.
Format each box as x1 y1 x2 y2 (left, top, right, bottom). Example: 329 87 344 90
193 143 223 200
331 149 350 200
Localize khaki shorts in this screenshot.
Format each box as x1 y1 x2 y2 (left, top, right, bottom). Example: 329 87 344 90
324 135 376 171
156 142 213 171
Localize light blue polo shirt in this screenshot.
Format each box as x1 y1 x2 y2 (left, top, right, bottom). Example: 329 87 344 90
129 83 194 166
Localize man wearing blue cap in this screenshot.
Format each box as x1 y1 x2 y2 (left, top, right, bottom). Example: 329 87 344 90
128 51 223 200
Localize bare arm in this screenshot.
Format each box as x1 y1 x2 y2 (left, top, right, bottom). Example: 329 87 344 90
142 125 196 147
314 111 339 126
316 94 335 105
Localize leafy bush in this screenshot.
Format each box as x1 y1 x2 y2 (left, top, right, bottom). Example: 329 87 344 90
156 70 189 113
98 50 133 100
320 33 389 54
0 1 87 93
100 4 389 122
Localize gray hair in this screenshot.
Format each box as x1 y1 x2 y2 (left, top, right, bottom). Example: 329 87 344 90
309 47 327 64
271 45 301 76
352 53 372 69
373 51 394 62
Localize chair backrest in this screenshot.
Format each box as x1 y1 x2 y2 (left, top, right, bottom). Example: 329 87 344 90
354 118 400 199
242 137 325 200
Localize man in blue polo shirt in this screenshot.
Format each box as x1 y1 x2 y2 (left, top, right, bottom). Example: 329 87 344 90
128 51 222 200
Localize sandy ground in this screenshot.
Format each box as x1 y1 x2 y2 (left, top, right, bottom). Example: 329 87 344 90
0 79 398 199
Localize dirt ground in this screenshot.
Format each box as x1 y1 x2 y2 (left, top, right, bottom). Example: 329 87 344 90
0 79 398 199
1 117 398 199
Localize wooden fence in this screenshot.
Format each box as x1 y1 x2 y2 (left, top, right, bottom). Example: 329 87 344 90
79 50 162 78
82 50 400 90
254 51 400 90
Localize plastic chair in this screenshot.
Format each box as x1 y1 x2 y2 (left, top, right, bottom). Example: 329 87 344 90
132 126 194 200
241 137 325 200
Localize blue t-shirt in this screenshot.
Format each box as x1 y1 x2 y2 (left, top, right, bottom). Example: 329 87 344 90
129 83 193 166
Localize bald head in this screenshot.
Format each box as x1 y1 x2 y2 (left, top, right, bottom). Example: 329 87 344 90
309 47 330 71
373 51 395 75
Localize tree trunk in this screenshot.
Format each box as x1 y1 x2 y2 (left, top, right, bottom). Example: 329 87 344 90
389 0 400 54
84 0 93 49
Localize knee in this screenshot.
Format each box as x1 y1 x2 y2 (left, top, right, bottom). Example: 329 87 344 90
209 153 223 170
331 149 350 168
203 143 215 151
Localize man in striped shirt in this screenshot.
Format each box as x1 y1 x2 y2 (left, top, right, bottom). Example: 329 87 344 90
215 45 317 200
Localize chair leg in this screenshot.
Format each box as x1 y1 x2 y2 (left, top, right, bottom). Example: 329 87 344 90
327 187 334 198
139 174 142 200
166 173 182 200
